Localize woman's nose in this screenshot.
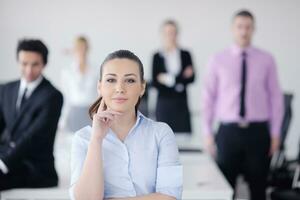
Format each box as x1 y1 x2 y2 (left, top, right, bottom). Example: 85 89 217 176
115 82 125 93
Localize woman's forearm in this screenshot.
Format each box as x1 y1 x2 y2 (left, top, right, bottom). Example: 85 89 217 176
106 193 175 200
74 137 104 200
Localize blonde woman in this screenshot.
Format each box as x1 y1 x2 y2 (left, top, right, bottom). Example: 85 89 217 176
152 20 195 134
61 36 97 132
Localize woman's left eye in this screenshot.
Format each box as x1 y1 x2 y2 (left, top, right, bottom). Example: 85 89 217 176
126 79 136 83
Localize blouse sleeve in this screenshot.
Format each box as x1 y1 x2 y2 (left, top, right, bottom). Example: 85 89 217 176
69 132 88 200
156 123 183 200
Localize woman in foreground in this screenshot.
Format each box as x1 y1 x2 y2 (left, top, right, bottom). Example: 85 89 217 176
70 50 182 200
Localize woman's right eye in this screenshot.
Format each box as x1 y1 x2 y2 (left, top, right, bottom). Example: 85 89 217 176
106 79 116 83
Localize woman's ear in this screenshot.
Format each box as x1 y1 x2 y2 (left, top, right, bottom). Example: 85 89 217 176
97 81 102 97
140 81 146 97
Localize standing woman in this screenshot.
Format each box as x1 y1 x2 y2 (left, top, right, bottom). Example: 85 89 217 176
61 36 97 132
70 50 182 200
152 20 195 134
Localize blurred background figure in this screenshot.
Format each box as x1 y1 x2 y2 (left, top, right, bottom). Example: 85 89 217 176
0 39 63 190
202 10 284 200
60 36 97 133
151 20 195 135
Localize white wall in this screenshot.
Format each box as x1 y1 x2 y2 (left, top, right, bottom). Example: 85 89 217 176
1 0 299 158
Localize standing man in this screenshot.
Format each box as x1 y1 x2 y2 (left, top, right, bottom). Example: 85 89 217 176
202 10 283 200
0 39 63 190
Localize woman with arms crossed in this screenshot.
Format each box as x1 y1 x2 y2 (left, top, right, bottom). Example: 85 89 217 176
70 50 182 200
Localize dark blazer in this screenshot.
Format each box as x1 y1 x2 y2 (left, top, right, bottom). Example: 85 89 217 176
151 49 195 133
0 77 63 188
152 49 195 98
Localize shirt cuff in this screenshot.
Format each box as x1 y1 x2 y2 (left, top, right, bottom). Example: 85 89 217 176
69 185 76 200
0 159 9 174
202 122 213 137
156 165 183 199
271 131 280 138
161 74 175 87
270 122 281 138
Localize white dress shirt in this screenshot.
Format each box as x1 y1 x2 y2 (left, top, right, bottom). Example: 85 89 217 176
0 160 8 174
0 75 43 174
61 62 97 107
160 48 181 87
16 75 43 109
70 112 183 199
164 48 181 76
60 62 98 130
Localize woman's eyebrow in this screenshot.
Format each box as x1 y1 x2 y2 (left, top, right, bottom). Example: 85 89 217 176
104 73 137 77
104 73 117 76
125 73 137 77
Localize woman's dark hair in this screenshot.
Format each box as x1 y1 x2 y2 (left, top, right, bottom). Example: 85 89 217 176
17 39 49 65
89 50 145 119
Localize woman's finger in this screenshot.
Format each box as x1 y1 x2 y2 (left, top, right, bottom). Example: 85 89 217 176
105 110 123 116
97 98 105 113
97 113 114 120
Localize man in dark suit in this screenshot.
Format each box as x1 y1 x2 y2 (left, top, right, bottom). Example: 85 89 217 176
0 39 63 190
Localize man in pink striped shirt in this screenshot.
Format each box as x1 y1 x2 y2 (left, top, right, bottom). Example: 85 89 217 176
202 10 284 200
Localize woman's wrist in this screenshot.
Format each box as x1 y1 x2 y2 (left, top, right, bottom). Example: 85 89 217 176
91 126 108 140
88 139 103 154
90 131 105 145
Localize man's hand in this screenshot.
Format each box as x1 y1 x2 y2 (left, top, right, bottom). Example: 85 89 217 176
269 137 280 156
204 135 217 157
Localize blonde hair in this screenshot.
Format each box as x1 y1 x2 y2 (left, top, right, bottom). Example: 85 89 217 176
75 36 89 50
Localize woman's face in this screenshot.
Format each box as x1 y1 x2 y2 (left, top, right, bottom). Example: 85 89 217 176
162 24 177 48
98 58 145 113
74 41 88 59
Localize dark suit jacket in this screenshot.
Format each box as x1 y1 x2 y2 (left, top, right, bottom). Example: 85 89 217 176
0 77 63 187
151 49 195 133
151 49 195 98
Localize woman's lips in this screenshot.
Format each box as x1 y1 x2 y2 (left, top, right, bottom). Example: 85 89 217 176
112 98 128 103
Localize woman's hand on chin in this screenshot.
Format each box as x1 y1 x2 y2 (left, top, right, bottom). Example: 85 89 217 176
91 99 122 142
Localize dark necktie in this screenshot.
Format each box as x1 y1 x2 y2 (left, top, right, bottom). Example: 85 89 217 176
239 52 247 118
20 87 28 109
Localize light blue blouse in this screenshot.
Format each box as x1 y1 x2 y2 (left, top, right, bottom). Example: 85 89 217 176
70 112 183 199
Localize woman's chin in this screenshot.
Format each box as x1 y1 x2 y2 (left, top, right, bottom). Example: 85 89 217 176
109 104 126 112
109 104 134 113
